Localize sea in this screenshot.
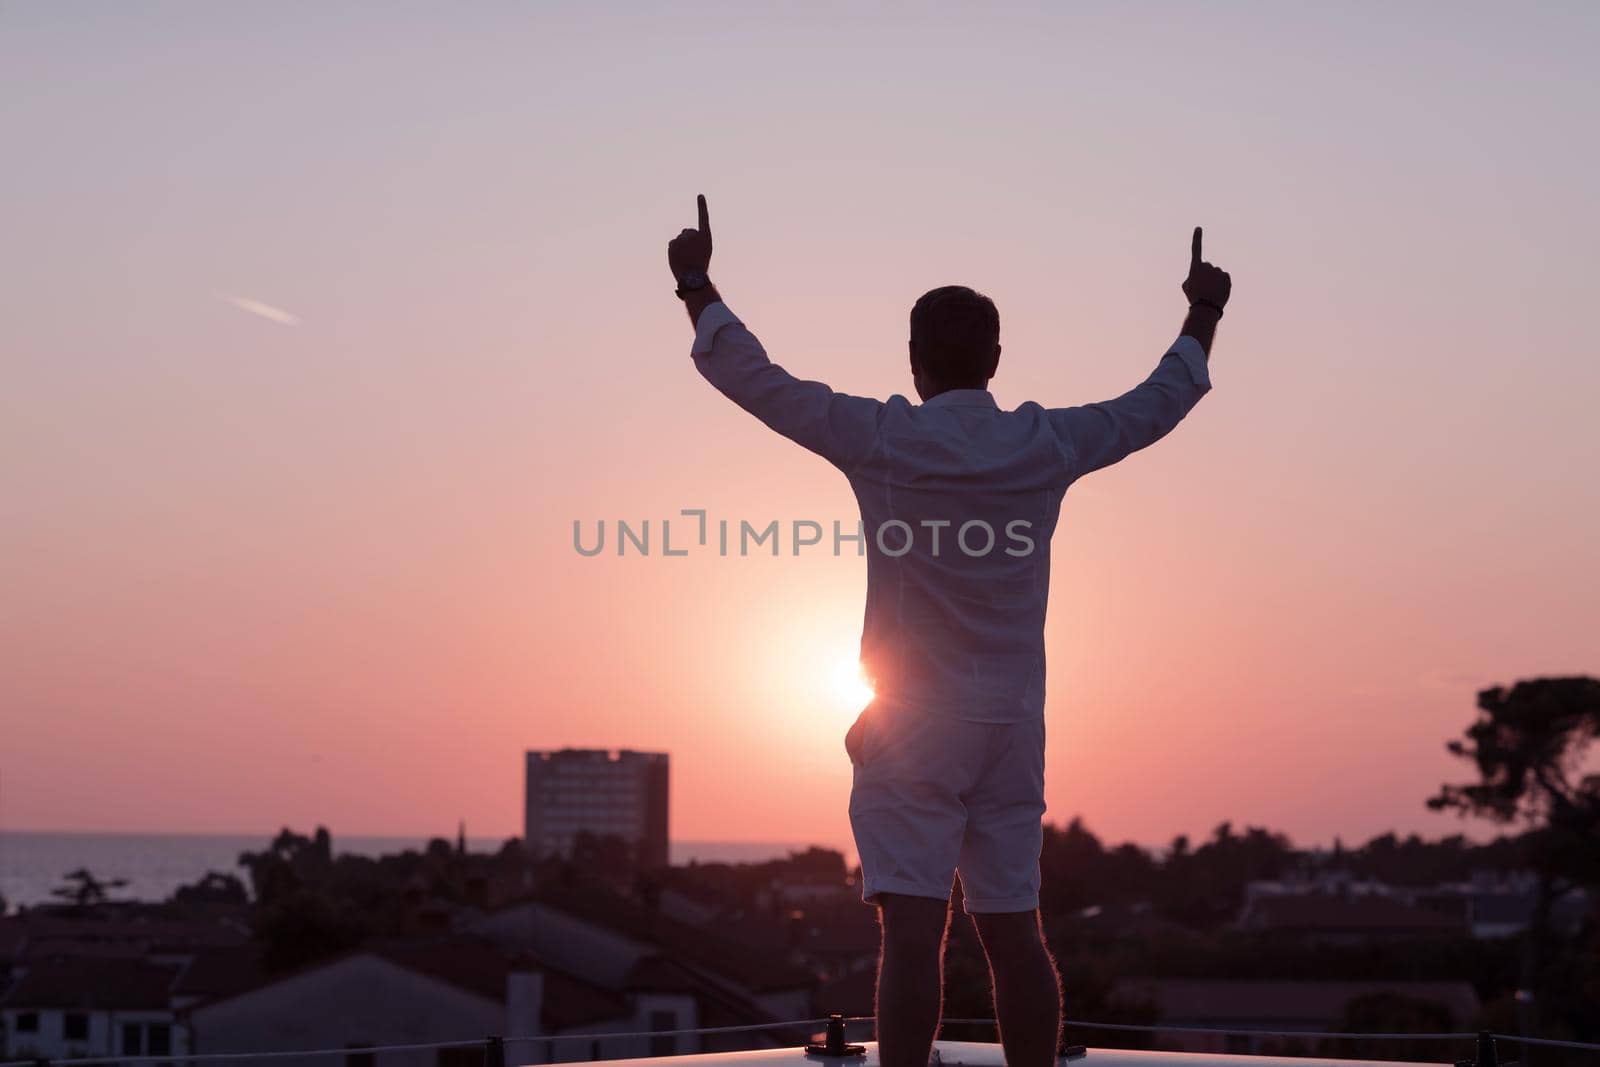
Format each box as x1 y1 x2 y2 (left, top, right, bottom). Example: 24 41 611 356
0 831 823 910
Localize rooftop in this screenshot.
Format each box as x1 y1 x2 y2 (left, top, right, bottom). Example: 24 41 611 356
527 749 669 764
1110 978 1480 1028
0 955 183 1011
584 1041 1449 1067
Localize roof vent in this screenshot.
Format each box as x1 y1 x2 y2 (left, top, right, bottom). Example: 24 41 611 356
806 1014 866 1058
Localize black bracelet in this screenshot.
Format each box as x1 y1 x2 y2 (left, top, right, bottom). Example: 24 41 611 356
1190 299 1225 317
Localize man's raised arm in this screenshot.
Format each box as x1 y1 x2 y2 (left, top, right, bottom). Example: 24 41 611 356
667 194 881 472
1047 227 1232 480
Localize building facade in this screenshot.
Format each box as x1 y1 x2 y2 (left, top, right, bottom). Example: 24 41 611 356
524 749 669 868
0 957 190 1064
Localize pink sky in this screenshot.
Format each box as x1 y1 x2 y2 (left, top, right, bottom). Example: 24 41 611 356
2 4 1596 855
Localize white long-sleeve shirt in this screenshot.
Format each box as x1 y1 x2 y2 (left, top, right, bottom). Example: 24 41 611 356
691 300 1211 723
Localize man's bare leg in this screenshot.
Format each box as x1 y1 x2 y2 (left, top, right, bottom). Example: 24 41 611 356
875 893 951 1067
972 909 1062 1067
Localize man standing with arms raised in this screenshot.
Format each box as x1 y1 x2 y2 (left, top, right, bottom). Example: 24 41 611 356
669 194 1231 1067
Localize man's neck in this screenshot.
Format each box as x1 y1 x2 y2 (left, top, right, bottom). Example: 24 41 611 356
920 381 990 401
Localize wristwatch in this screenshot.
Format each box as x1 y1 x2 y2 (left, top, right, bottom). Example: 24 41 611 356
674 268 710 300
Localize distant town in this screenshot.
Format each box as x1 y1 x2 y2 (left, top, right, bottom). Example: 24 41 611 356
2 735 1597 1067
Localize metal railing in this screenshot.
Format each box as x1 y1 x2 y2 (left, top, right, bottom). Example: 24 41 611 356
3 1015 1597 1067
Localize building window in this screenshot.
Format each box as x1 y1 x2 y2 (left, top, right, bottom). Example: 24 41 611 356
346 1043 375 1067
437 1049 483 1067
149 1023 173 1056
64 1013 89 1041
649 1010 677 1057
123 1023 145 1055
15 1012 39 1033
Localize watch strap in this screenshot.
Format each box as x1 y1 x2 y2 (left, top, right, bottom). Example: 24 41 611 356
675 272 711 300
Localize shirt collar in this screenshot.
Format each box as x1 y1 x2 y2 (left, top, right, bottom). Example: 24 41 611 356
921 388 998 409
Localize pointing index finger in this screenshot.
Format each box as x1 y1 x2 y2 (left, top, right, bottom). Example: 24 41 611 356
1191 226 1203 269
698 194 711 239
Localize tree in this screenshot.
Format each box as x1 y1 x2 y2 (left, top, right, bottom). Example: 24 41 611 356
1428 676 1600 1049
252 888 368 973
238 826 336 907
570 831 636 883
1430 679 1599 831
50 867 130 909
170 871 250 909
1039 817 1109 915
780 846 848 881
1152 821 1295 928
1429 676 1600 891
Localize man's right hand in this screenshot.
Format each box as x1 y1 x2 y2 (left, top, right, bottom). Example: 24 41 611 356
1182 226 1232 312
668 193 713 281
845 707 869 766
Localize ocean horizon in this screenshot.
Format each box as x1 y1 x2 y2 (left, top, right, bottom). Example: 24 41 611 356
0 830 844 910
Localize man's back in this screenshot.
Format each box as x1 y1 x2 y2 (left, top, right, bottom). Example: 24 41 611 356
689 304 1211 722
850 391 1070 722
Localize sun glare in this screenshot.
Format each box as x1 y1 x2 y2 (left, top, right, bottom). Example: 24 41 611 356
761 607 877 723
829 657 876 714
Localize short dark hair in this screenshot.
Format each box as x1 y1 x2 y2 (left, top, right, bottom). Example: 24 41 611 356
909 285 1000 386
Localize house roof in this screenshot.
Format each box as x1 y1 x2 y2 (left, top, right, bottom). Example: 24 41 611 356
0 956 183 1011
791 902 880 957
628 956 803 1037
541 968 632 1030
1470 893 1536 925
654 874 738 912
170 944 268 1001
18 940 149 961
367 938 526 1002
1244 895 1467 933
0 919 29 961
0 914 248 961
1113 978 1480 1027
371 939 628 1030
622 954 702 993
178 937 628 1031
1 908 248 953
530 886 816 993
711 911 790 953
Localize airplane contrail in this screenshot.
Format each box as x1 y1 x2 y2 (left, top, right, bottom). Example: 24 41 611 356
219 294 301 326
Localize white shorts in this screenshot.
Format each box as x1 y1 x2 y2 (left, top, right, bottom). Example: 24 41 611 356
847 701 1046 914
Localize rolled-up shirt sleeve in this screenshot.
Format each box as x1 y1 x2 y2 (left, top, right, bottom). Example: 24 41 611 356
691 301 882 473
1047 335 1212 481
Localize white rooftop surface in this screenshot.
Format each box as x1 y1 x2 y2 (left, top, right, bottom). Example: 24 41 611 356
579 1042 1445 1067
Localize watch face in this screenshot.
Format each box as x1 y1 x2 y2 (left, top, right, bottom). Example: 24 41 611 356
679 269 707 289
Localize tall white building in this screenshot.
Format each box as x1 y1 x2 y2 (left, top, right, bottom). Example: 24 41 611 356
524 749 669 868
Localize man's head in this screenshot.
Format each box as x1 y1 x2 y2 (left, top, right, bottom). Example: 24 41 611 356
909 285 1001 401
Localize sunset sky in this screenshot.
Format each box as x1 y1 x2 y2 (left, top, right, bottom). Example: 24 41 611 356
3 3 1596 857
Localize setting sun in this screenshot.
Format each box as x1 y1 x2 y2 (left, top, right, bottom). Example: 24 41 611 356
755 605 878 724
828 657 876 715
